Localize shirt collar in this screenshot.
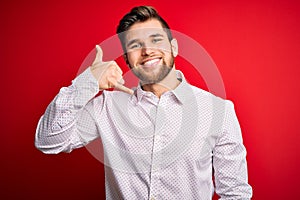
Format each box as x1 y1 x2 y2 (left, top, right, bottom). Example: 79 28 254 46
133 70 191 104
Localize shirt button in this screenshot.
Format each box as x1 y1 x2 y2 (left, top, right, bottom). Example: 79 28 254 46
150 196 155 200
152 164 158 171
155 135 160 141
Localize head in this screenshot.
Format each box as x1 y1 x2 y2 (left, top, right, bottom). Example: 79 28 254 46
117 6 178 84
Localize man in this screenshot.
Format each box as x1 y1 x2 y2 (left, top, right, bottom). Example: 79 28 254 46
35 6 252 199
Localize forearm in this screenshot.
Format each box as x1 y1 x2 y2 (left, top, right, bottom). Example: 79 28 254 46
214 141 252 199
35 68 99 154
213 100 253 199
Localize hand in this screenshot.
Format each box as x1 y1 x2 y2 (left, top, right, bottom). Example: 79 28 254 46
90 45 134 95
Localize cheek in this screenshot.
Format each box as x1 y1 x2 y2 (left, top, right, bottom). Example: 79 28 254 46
126 52 139 65
158 43 172 55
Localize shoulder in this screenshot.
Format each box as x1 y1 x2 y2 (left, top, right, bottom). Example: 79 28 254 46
188 84 235 118
189 84 232 104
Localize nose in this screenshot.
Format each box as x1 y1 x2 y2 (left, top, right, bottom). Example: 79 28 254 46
141 44 155 56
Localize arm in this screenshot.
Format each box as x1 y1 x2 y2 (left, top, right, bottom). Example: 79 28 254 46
35 68 101 154
35 45 133 154
213 100 253 199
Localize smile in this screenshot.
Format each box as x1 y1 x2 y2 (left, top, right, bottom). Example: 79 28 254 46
141 58 161 67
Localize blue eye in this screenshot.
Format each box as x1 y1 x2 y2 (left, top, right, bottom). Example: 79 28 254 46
130 43 142 49
152 38 162 43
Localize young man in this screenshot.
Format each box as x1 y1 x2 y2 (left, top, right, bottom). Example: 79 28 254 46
35 6 252 199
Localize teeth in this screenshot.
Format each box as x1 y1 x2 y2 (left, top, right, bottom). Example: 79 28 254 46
144 58 160 65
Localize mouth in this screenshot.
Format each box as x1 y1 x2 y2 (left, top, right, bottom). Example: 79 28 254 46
140 58 161 68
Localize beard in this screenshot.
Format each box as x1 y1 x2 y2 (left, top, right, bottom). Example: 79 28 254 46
129 56 175 85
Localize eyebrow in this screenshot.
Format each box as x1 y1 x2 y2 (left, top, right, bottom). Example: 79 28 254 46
149 33 164 38
126 33 165 47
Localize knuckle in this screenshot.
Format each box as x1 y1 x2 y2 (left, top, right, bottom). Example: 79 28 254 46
110 61 117 66
108 61 117 69
107 77 116 86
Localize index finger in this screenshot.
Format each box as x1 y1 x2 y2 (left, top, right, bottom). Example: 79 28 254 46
115 83 134 95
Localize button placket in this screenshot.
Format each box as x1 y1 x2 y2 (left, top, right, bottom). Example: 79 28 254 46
149 97 166 199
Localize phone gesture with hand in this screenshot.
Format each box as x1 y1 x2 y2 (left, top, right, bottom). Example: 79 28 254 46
90 45 134 95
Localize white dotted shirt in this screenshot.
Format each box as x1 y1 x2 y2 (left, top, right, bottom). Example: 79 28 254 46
35 68 252 199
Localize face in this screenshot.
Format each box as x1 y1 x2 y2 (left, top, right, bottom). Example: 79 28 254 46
123 19 178 84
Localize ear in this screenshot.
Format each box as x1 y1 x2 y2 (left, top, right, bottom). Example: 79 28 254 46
123 53 129 65
171 38 178 57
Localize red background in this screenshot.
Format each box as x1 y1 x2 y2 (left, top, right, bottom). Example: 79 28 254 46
1 0 300 199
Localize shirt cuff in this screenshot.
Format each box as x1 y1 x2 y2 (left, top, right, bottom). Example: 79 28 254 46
72 67 100 106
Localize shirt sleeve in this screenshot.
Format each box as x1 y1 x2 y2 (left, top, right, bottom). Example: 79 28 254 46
213 100 253 199
35 68 102 154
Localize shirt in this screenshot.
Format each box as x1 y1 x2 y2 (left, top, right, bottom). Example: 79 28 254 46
35 68 253 200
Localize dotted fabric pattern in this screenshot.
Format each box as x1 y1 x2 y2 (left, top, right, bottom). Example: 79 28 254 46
35 68 253 199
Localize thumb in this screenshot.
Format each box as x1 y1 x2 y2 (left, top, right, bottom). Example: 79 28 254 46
95 45 103 63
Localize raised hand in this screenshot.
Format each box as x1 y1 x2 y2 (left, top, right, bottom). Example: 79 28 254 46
90 45 134 95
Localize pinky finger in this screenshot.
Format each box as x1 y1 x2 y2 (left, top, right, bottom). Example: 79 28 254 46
115 83 134 95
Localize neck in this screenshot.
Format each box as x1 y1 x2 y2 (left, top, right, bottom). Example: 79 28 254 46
141 68 180 98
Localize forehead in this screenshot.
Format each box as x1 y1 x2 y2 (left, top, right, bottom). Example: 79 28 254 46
125 19 167 41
